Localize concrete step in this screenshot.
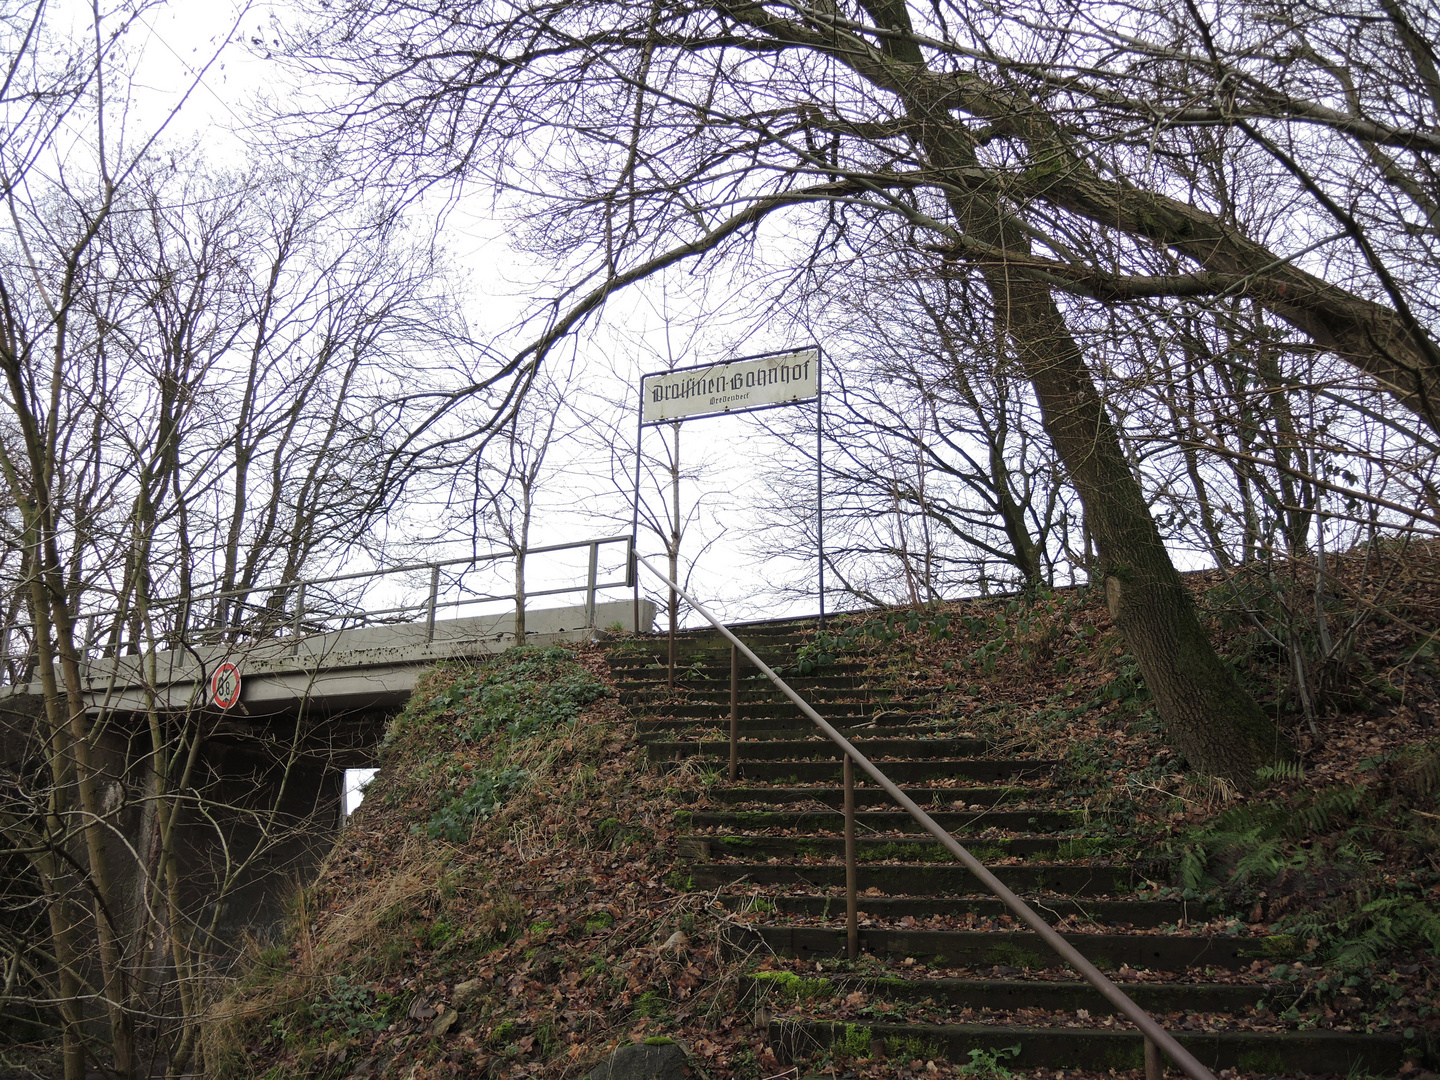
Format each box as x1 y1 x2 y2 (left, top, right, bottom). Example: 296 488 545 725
606 658 869 678
694 833 1114 862
689 809 1081 833
605 644 814 665
636 714 952 733
641 725 973 743
645 738 993 761
706 786 1048 807
733 924 1278 970
614 677 877 694
748 973 1267 1014
690 862 1138 897
725 893 1204 927
721 759 1057 784
613 622 817 645
771 1019 1406 1074
620 686 911 703
627 702 924 720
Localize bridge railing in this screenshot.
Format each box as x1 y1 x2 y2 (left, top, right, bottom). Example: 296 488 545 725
1 536 635 683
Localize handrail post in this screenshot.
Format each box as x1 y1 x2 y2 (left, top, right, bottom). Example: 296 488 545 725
631 544 641 633
668 583 677 689
844 753 858 959
585 542 600 628
425 565 440 643
729 643 739 783
291 582 306 656
1146 1037 1163 1080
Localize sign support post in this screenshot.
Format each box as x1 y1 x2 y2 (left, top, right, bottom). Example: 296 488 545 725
816 360 825 630
632 403 643 636
632 346 824 642
669 423 679 689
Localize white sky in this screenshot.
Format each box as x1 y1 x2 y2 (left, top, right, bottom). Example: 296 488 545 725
100 0 1265 633
110 0 830 629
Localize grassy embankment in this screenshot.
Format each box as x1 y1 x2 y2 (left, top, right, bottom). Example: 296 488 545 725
210 542 1439 1078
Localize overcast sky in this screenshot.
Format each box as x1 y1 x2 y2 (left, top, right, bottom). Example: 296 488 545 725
109 0 830 628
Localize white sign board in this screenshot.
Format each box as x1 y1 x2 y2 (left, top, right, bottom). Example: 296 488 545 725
641 348 818 425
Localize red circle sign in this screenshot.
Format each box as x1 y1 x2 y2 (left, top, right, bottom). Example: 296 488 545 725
210 662 242 709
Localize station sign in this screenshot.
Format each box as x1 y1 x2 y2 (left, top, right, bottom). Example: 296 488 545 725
641 347 818 425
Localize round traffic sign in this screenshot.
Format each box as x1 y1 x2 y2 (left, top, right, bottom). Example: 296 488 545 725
210 662 242 709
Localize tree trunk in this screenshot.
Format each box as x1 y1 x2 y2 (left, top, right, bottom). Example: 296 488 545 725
861 36 1297 782
985 275 1293 784
514 551 527 645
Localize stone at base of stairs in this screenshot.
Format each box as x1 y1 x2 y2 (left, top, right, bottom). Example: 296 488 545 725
772 1019 1410 1075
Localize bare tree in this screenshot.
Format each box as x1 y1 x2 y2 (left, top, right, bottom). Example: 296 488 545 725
449 368 575 642
754 253 1070 603
0 8 480 1074
281 0 1440 783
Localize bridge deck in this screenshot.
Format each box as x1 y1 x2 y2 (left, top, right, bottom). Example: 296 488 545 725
9 599 653 715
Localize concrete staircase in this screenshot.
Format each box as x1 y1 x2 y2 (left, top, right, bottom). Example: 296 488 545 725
604 622 1410 1076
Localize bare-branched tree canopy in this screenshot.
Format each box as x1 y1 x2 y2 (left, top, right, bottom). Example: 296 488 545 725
0 4 485 1076
282 0 1438 783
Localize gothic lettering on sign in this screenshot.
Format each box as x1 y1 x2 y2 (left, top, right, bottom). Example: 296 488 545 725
640 348 818 424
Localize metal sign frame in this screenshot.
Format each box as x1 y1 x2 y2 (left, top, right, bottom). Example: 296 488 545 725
630 346 826 645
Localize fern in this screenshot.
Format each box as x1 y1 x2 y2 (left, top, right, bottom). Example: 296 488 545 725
1291 786 1366 836
1399 741 1440 799
1256 760 1304 783
1179 845 1209 891
1290 896 1440 971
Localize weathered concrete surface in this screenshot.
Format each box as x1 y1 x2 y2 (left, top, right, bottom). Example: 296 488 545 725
15 599 654 715
584 1041 690 1080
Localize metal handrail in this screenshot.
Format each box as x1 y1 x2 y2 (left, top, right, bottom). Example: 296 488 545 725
634 552 1216 1080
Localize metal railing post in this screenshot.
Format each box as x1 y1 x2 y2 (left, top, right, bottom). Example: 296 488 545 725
1146 1037 1163 1080
585 542 599 628
632 552 1217 1080
729 643 740 783
291 582 306 656
632 546 641 633
844 753 858 959
425 565 440 644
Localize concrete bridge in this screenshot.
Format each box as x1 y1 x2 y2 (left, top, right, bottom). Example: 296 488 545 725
0 543 654 958
30 598 652 718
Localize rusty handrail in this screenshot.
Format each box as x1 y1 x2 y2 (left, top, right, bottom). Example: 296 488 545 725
634 552 1216 1080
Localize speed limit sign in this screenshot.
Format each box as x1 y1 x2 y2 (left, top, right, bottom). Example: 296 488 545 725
210 662 242 709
